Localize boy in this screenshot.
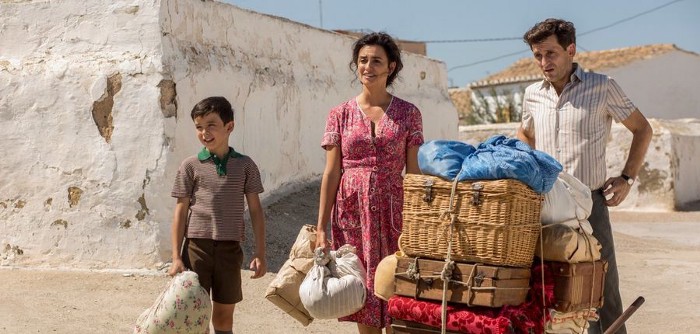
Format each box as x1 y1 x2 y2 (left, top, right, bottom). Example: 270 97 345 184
169 96 267 334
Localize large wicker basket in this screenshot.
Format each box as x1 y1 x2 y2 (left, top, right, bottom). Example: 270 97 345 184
400 174 543 268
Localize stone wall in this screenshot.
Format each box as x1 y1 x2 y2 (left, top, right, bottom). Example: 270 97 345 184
0 0 458 269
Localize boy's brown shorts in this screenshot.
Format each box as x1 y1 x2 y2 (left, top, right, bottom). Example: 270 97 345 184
182 238 243 304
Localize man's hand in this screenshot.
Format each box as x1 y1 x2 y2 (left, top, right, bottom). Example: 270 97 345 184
249 256 267 279
602 176 632 206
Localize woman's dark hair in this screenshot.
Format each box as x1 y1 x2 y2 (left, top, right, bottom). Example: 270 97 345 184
190 96 234 124
350 32 403 87
523 18 576 50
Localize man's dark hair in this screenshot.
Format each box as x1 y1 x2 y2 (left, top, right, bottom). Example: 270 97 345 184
190 96 234 124
523 18 576 49
350 32 404 87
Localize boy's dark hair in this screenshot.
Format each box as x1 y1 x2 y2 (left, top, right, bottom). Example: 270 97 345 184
190 96 234 124
523 18 576 50
350 32 404 87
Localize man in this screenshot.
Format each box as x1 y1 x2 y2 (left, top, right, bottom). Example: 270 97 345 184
517 19 653 333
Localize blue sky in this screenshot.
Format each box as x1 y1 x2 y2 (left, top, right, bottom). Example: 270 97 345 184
224 0 699 87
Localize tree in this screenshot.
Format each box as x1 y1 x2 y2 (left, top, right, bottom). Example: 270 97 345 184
466 87 524 125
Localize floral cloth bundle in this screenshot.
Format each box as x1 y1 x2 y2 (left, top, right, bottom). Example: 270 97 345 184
133 271 211 334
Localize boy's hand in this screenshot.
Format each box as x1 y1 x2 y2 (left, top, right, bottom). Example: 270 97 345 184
249 256 267 279
168 258 186 277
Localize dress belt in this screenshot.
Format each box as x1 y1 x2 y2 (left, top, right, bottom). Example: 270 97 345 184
342 166 380 172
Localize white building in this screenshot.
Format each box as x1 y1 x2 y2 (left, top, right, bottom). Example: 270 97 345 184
466 44 700 121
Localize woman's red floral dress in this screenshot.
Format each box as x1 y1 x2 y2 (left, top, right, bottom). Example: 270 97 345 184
321 96 424 328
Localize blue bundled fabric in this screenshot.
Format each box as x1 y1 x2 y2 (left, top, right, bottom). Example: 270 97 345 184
418 140 476 181
456 135 562 193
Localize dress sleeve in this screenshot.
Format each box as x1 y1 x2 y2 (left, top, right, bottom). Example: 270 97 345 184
406 105 424 148
606 78 637 123
321 106 341 149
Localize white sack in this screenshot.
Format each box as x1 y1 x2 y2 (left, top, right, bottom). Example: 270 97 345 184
541 172 593 230
299 246 366 319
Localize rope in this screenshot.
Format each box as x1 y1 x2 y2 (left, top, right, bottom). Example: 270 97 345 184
440 177 460 334
539 225 547 331
580 220 596 333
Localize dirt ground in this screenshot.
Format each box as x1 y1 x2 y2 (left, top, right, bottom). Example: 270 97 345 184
1 182 699 334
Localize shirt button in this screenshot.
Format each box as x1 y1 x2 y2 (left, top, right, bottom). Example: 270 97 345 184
370 187 376 193
372 166 378 171
371 206 377 212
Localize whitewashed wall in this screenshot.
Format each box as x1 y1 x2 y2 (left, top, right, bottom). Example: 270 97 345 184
0 1 166 269
607 51 700 120
0 0 458 269
459 119 700 211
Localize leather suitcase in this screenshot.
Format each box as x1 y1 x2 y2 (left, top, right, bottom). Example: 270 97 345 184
394 256 531 307
550 260 608 312
391 319 461 334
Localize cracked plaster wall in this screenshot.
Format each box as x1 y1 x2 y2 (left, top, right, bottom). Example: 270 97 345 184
459 119 700 211
0 0 166 269
1 0 458 269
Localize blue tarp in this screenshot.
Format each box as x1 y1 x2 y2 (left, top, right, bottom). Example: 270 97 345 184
417 135 562 193
417 140 476 181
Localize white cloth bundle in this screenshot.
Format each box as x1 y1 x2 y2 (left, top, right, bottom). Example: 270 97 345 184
299 245 366 319
541 172 593 233
133 271 211 334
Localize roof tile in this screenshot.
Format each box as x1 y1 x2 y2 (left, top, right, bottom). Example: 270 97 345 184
477 44 684 85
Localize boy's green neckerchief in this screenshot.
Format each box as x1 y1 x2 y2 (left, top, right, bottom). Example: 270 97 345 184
197 147 242 176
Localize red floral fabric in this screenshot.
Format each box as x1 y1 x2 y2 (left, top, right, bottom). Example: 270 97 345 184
388 263 555 333
321 96 424 328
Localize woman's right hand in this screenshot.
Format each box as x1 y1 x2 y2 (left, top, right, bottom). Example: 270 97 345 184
168 258 186 276
315 230 329 254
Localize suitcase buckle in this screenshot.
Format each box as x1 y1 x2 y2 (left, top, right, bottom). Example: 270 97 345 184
422 178 434 203
473 273 485 286
471 183 483 205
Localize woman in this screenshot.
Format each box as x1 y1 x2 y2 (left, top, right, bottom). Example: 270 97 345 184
316 32 424 334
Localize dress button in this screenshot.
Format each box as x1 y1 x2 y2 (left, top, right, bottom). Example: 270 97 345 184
370 187 376 193
371 206 377 212
372 166 378 171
